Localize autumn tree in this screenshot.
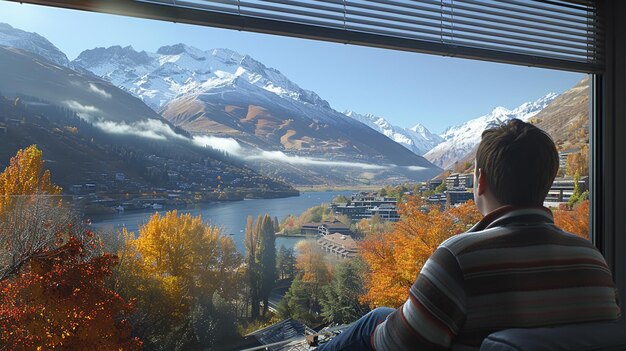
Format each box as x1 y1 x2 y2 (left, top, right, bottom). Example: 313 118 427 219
0 235 141 350
553 200 590 240
0 145 61 215
279 241 332 324
360 196 481 307
115 210 242 350
566 145 589 176
0 145 70 280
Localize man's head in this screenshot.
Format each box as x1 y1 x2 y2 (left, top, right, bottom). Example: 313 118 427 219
474 119 559 214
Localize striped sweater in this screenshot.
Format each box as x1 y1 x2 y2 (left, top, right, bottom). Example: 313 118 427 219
371 206 621 350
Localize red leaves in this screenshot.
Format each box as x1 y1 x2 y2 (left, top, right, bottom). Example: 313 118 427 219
0 236 141 350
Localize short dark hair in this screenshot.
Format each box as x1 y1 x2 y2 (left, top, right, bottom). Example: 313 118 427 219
476 119 559 206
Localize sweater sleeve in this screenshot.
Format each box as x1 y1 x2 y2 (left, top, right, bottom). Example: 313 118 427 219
371 247 467 350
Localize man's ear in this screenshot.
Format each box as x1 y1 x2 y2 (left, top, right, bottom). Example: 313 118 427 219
476 168 487 196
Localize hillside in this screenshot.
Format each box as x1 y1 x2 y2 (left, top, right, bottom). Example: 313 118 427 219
72 44 442 185
0 46 297 199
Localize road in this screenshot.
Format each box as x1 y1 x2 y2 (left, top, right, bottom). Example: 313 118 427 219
267 279 292 313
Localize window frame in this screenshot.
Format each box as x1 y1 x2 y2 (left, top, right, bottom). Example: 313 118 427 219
7 0 625 319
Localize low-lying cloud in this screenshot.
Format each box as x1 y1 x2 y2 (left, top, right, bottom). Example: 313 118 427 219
59 99 428 172
193 136 246 156
63 100 101 116
88 83 112 99
193 135 406 170
249 151 387 170
96 119 188 141
405 166 428 171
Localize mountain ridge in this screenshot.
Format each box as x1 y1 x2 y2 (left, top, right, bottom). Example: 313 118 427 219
343 111 444 155
423 92 559 169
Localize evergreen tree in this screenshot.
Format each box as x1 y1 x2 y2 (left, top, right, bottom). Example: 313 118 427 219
244 215 261 319
279 277 318 325
256 215 277 316
320 259 369 324
276 245 297 280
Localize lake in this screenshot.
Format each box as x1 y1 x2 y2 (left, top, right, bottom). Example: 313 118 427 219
90 191 353 253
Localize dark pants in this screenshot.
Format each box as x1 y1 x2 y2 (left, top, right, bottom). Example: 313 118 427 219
316 307 395 351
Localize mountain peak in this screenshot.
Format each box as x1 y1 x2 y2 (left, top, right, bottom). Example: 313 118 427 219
343 110 442 155
156 43 205 57
0 22 69 67
424 92 559 169
211 48 243 62
490 106 510 116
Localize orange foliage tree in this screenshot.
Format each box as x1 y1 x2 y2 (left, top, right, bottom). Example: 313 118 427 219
553 200 590 239
0 234 141 350
360 196 481 308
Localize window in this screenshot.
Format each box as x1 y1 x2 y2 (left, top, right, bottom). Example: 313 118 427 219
1 0 623 349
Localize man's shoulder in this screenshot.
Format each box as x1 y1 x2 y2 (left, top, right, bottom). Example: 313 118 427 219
439 223 590 256
439 227 509 255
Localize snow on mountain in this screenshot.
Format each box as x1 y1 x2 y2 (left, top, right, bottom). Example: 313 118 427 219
424 93 559 169
72 43 331 112
0 23 69 67
344 111 443 155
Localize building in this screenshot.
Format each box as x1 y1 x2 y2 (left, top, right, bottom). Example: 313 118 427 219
446 173 460 189
301 220 351 236
427 194 447 210
446 190 474 208
244 318 316 351
428 179 443 190
318 220 351 236
370 204 400 222
459 174 474 188
332 193 398 222
559 149 580 170
317 233 358 258
545 176 589 204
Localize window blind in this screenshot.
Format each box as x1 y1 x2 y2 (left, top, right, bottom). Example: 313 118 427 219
16 0 604 72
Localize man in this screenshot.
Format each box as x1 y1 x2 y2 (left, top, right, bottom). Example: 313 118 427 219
317 119 620 350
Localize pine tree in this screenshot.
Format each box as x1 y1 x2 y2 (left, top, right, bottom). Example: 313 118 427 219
244 215 260 319
257 215 276 316
320 260 369 324
277 245 297 280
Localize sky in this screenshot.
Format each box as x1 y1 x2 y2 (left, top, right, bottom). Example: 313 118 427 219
0 1 586 134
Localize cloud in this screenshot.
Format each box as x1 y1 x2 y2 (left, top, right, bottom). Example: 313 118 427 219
192 135 390 170
405 166 428 171
62 100 101 116
88 83 112 99
192 136 246 156
95 119 187 141
249 151 388 170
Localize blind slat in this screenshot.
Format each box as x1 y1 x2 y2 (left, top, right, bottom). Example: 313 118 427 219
140 0 604 69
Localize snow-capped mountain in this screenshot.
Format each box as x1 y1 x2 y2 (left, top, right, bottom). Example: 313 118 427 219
0 23 69 67
424 93 559 169
72 43 331 112
72 43 442 184
344 111 443 155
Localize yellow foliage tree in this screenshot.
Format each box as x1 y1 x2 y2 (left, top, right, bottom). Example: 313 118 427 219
565 145 589 177
115 210 242 349
359 196 481 308
295 241 331 285
0 145 61 215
